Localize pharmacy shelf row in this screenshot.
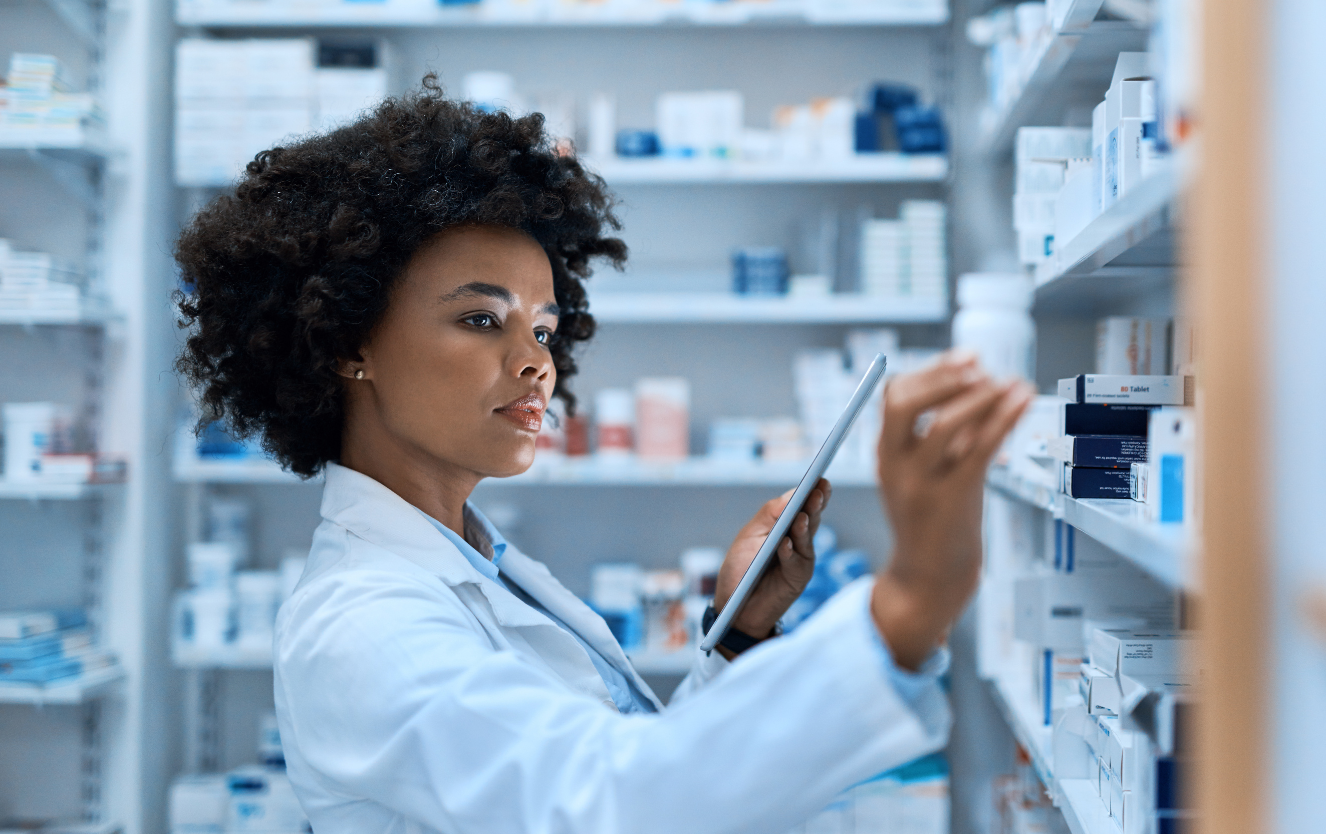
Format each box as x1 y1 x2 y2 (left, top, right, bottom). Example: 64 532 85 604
36 0 100 46
978 0 1149 156
985 464 1191 590
173 454 879 487
0 299 121 327
0 480 117 500
0 665 124 706
173 642 695 675
588 292 947 324
1033 163 1183 315
986 675 1118 834
176 0 949 28
586 154 947 184
181 154 949 189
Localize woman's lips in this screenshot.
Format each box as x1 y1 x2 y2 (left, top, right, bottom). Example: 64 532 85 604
495 394 545 432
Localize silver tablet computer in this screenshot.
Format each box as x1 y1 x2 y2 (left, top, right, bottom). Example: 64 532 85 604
699 353 888 653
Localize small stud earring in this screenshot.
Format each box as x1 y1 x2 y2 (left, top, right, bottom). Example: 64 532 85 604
354 369 365 380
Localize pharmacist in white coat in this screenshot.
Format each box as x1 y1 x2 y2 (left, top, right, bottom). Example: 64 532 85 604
266 227 1031 834
174 90 1032 834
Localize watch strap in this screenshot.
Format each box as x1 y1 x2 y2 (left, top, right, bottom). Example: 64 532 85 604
701 604 767 656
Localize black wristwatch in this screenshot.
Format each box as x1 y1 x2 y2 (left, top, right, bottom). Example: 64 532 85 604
701 604 776 656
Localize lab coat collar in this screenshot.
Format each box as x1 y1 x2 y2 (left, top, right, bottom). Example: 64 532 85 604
320 464 664 710
319 463 548 630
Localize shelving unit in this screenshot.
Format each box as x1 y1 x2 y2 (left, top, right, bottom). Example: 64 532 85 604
173 454 878 487
985 464 1192 590
586 153 947 185
588 292 947 323
176 0 949 28
0 667 125 707
0 299 121 327
172 641 693 675
0 481 117 501
977 0 1148 156
987 677 1117 834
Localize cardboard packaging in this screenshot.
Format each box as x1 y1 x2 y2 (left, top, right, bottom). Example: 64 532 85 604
1060 402 1155 437
1063 464 1133 498
1058 374 1192 406
1146 407 1196 523
1049 434 1148 468
1097 316 1169 375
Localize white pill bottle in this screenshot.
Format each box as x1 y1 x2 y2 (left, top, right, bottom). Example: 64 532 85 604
951 273 1036 381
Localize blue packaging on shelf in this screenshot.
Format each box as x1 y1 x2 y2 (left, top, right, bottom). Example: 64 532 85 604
0 628 91 661
1060 402 1155 437
615 129 660 158
894 105 947 154
1063 464 1132 499
731 247 788 296
868 83 918 114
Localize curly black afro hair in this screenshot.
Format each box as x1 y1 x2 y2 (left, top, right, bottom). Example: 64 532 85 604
175 76 628 477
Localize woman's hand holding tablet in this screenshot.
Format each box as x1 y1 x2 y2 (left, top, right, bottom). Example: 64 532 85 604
711 349 1031 667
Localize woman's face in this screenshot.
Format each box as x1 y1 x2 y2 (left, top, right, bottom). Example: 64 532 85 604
349 225 560 480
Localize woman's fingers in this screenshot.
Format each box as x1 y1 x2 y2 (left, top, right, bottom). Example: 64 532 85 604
881 353 987 451
915 380 1007 470
958 382 1035 475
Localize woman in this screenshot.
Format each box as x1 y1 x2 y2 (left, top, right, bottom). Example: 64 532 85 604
175 79 1032 834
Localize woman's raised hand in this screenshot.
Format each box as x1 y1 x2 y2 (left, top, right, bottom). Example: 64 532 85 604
871 351 1033 670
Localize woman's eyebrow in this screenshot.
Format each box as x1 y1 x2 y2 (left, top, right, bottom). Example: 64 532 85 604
541 302 561 316
439 282 513 304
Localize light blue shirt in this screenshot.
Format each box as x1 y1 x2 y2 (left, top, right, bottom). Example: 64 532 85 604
421 506 658 714
422 503 946 720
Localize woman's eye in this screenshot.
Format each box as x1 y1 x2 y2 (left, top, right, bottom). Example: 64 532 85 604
464 314 496 329
535 330 553 346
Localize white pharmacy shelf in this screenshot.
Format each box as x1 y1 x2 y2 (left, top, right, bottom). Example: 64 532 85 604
1034 163 1185 314
0 134 113 211
586 154 947 185
173 455 320 485
176 455 879 487
589 292 947 324
177 0 949 28
0 480 116 500
985 464 1192 590
987 675 1121 834
0 665 125 706
174 641 694 675
0 298 121 327
978 0 1149 156
174 643 273 670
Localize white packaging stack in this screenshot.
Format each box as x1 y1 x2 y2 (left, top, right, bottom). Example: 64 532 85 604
0 54 97 147
859 201 948 301
0 243 82 317
656 90 743 159
176 39 323 186
859 219 905 296
234 571 281 649
1013 126 1091 266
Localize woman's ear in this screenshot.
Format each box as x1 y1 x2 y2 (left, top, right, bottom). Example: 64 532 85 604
336 351 369 381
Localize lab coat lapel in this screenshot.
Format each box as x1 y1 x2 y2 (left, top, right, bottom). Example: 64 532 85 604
320 464 623 708
320 463 546 630
499 546 666 712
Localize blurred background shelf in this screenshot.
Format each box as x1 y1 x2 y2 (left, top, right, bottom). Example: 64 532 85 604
0 298 121 327
175 0 950 28
173 642 695 675
173 455 878 487
0 481 115 500
0 666 125 706
978 6 1149 156
589 292 947 323
587 154 947 184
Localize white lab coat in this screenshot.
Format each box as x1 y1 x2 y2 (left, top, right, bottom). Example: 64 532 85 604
273 463 951 834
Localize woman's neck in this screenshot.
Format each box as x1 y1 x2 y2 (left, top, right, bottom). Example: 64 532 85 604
339 423 480 538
